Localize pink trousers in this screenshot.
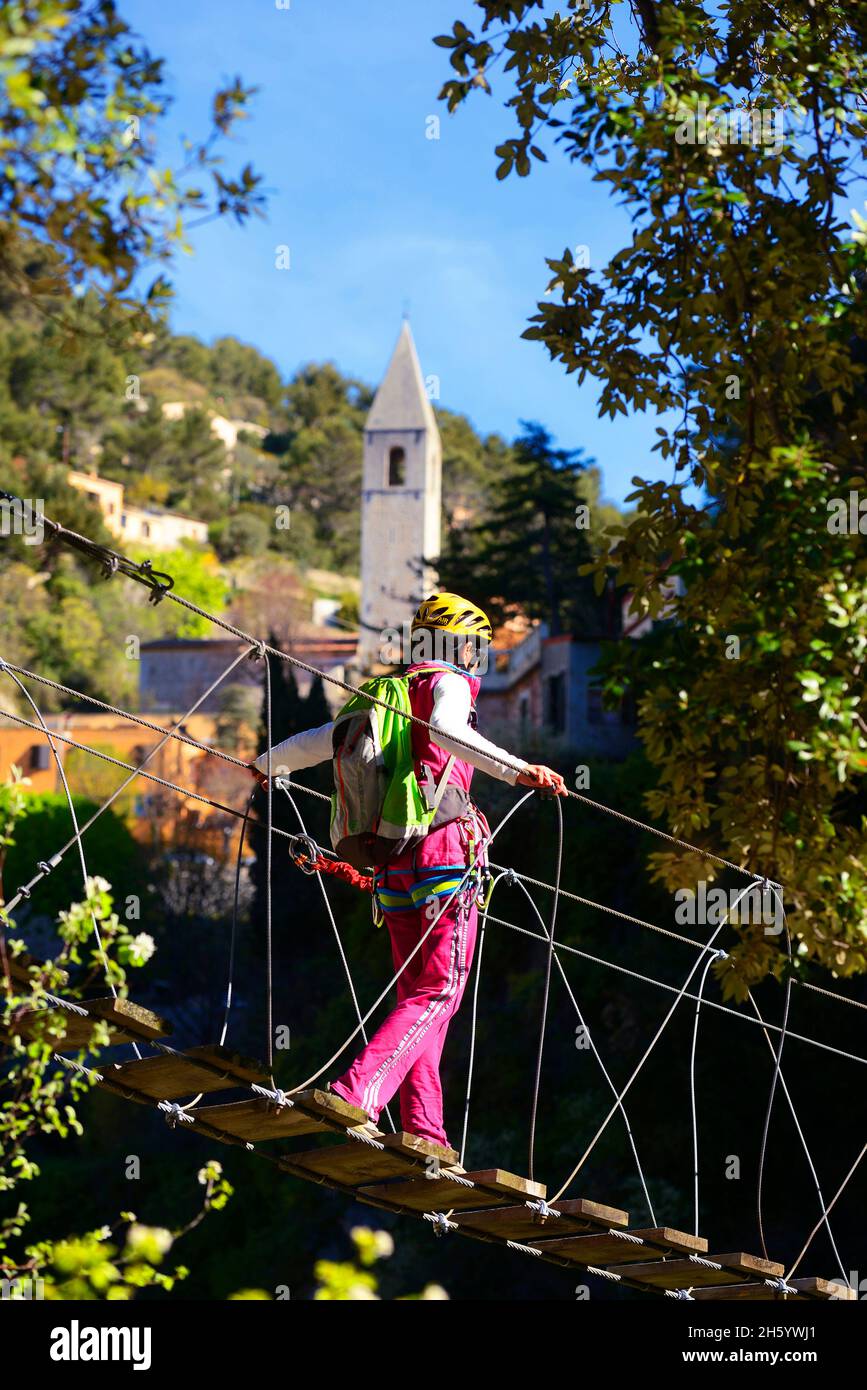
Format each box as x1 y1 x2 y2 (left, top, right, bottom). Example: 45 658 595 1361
330 821 480 1149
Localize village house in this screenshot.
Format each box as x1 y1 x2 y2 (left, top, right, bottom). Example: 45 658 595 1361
67 468 209 548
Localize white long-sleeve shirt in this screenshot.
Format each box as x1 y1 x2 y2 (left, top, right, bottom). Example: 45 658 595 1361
254 671 527 785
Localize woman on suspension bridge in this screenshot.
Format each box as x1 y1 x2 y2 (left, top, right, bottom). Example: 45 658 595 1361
250 592 566 1152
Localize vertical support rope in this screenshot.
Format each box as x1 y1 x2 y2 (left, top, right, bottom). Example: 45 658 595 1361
219 790 255 1048
756 890 792 1263
528 798 563 1183
549 879 761 1204
785 1140 867 1282
459 877 494 1168
745 985 848 1282
510 873 657 1226
689 948 721 1236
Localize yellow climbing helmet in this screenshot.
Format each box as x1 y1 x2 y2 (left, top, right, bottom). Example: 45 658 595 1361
412 592 493 644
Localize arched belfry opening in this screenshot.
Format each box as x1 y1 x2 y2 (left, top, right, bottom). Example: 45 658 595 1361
388 446 406 486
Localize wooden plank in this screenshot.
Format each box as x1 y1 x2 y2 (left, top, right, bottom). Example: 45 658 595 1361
2 951 68 986
692 1281 805 1301
358 1167 546 1214
99 1044 268 1102
712 1251 786 1278
457 1196 630 1243
6 994 170 1049
8 1005 98 1049
381 1132 460 1168
187 1098 323 1144
84 997 171 1043
461 1169 546 1200
290 1088 372 1129
613 1251 784 1291
357 1174 507 1213
698 1276 855 1302
533 1226 707 1267
193 1087 368 1143
283 1132 458 1187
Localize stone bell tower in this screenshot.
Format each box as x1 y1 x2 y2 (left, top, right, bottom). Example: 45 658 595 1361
357 321 441 671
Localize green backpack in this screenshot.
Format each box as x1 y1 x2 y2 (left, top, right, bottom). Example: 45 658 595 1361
330 674 456 870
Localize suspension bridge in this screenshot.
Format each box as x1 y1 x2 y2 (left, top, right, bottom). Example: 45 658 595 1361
0 494 862 1301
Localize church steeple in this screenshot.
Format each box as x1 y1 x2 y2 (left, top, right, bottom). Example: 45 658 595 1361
365 321 437 434
357 323 442 672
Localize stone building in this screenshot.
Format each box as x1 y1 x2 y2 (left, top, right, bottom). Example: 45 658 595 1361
478 624 638 759
139 633 358 716
67 468 208 548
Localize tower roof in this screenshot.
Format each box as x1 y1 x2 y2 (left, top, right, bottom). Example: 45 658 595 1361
365 321 438 433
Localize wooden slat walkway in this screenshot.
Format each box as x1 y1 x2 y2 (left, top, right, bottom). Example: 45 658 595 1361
98 1045 268 1102
611 1251 785 1290
8 996 171 1049
3 961 170 1048
16 990 851 1301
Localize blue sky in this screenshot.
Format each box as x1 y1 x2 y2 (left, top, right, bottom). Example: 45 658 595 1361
124 0 667 505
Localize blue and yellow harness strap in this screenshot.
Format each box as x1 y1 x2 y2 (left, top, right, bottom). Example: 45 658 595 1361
372 863 493 926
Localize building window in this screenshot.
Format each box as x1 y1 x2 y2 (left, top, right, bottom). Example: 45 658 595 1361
141 521 150 538
546 674 566 734
388 446 406 486
29 745 51 771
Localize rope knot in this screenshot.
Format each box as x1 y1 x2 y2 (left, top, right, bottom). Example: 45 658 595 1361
502 867 520 887
250 640 267 662
666 1287 694 1300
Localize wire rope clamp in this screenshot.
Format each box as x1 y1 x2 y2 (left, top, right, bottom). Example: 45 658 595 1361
251 1083 293 1114
764 1277 797 1295
760 877 784 896
138 559 174 605
265 1087 289 1115
425 1211 457 1238
525 1197 559 1225
158 1100 194 1129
